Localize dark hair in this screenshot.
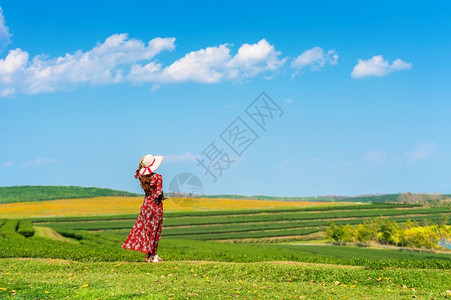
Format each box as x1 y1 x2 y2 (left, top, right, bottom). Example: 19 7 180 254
139 173 156 196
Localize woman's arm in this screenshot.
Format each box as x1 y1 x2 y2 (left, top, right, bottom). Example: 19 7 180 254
155 174 163 197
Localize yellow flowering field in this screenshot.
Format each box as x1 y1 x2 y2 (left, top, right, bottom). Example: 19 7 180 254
0 196 331 218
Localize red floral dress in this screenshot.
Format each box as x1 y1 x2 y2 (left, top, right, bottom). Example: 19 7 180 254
122 173 163 255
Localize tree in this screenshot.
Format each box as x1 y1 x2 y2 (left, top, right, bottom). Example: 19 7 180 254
341 224 354 245
376 218 400 245
354 223 372 246
325 222 354 245
325 221 339 243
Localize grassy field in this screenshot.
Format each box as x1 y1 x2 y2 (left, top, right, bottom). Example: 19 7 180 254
1 220 451 299
0 197 333 218
1 258 451 299
29 204 450 242
0 186 141 203
1 188 451 299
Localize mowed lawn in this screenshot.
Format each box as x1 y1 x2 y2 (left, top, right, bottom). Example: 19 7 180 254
0 197 334 218
1 258 451 299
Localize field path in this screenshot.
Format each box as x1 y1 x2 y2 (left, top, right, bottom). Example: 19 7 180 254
8 257 363 269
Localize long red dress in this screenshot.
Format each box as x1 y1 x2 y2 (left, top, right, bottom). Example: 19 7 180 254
122 173 163 255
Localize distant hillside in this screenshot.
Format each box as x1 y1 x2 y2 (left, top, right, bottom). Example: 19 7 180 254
2 186 447 205
340 194 401 203
0 186 141 204
200 194 404 203
199 194 337 202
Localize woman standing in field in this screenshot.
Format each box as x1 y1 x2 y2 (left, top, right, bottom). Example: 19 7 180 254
122 154 166 263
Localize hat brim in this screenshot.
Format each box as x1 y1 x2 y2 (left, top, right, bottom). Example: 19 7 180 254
139 156 164 176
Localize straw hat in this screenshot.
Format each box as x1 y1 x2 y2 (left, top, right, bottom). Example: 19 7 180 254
135 154 164 178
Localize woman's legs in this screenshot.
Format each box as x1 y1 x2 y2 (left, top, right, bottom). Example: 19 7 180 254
143 220 163 262
151 220 163 260
144 203 163 262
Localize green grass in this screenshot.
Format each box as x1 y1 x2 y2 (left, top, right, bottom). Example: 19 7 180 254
16 220 34 237
32 205 451 242
2 191 451 299
2 206 451 299
158 207 451 227
165 228 321 240
2 258 450 299
2 221 450 269
0 185 141 203
27 203 419 222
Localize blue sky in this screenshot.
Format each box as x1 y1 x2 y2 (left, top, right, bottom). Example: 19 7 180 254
1 1 450 196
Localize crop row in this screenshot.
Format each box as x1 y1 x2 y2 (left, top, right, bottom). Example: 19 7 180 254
33 207 448 230
17 220 34 237
161 203 420 217
163 215 451 237
38 211 451 235
2 221 450 269
65 214 450 243
167 227 321 240
0 219 18 233
160 208 450 226
29 203 421 223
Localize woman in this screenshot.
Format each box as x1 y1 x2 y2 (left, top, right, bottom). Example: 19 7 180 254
122 154 166 263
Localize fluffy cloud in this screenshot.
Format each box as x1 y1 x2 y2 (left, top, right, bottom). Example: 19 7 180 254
129 38 287 84
0 35 293 96
351 55 412 78
0 7 11 50
0 7 337 97
291 47 338 75
0 34 176 96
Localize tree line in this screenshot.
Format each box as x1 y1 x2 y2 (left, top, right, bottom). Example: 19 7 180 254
325 217 451 251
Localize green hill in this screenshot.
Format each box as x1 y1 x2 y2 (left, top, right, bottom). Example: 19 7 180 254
200 194 401 203
199 194 337 201
0 185 141 204
340 194 402 203
2 186 449 205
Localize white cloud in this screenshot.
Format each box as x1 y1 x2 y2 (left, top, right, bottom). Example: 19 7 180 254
130 38 287 84
291 47 338 76
351 55 412 78
21 158 57 167
0 6 337 97
164 152 197 163
150 84 161 93
9 34 175 95
362 150 389 164
159 44 231 83
284 98 293 104
0 7 11 50
404 142 438 163
2 160 15 168
0 36 292 96
362 142 439 167
228 39 288 78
